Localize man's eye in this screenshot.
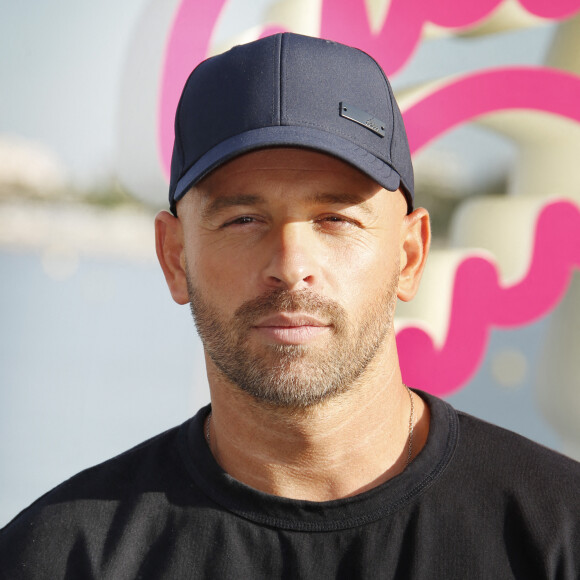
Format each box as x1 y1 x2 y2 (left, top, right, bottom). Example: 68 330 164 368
318 215 356 228
223 216 256 227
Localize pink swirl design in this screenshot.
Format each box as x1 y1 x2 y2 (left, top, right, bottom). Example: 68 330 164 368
159 0 228 175
159 1 580 176
395 66 580 394
397 200 580 395
320 0 580 76
159 1 580 396
403 67 580 154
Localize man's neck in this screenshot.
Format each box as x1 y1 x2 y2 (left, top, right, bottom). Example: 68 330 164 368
203 356 430 502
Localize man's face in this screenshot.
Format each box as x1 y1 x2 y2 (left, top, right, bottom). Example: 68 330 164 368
176 148 409 408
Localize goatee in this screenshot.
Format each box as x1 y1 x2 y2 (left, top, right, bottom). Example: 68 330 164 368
187 275 397 408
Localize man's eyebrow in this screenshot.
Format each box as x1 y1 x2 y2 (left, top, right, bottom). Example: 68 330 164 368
308 192 375 215
200 191 375 219
201 194 264 219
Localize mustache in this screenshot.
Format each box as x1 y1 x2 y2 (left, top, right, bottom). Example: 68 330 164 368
234 289 347 329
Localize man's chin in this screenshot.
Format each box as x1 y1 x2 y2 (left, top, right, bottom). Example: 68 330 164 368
235 376 345 409
225 356 349 408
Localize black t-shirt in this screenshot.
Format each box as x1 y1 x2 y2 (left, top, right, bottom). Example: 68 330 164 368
1 392 579 579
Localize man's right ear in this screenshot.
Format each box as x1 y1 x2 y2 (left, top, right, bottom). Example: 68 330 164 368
154 210 190 305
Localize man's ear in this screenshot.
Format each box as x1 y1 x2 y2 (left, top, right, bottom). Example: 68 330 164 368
155 210 190 305
397 207 431 302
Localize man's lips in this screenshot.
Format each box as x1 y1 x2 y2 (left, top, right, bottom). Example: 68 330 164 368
252 313 331 344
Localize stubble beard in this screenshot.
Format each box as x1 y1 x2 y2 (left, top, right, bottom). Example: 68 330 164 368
187 272 398 409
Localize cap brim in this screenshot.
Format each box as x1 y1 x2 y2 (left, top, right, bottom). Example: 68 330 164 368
172 125 412 212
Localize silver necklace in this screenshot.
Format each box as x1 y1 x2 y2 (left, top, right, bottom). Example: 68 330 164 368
205 386 415 466
406 385 415 466
206 411 211 445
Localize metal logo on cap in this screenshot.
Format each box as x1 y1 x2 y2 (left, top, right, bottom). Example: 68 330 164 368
339 102 385 137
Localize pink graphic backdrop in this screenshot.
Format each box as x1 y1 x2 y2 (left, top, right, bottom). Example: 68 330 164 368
158 0 580 395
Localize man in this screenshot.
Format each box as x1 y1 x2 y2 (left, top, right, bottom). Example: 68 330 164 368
1 33 579 579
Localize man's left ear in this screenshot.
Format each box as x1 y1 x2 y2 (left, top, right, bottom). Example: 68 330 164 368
397 207 431 302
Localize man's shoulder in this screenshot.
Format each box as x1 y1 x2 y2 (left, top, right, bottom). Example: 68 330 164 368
452 407 580 501
420 392 580 496
0 417 208 578
456 407 578 464
50 421 184 498
0 408 223 578
1 419 190 538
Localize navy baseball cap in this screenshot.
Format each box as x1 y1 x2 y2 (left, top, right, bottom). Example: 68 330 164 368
169 33 414 215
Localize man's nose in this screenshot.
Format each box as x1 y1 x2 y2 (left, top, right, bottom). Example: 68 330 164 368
261 222 320 291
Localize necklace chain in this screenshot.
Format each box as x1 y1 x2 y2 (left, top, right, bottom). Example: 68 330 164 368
205 386 415 467
406 385 415 466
